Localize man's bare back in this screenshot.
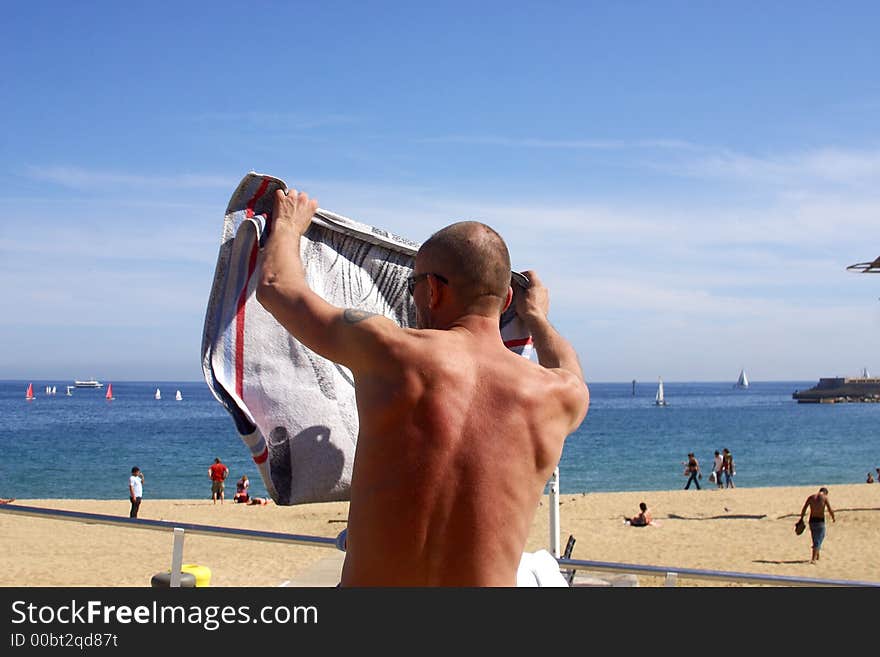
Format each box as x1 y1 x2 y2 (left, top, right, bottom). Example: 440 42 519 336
257 189 589 586
342 328 579 585
802 489 834 523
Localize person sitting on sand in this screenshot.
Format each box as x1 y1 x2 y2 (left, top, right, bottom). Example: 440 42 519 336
247 496 271 506
624 502 653 527
233 475 250 503
867 472 874 484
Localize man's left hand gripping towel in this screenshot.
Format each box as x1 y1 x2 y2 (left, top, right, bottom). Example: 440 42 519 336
201 172 420 504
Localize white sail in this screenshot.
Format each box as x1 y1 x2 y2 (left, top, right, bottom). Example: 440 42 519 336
51 386 56 395
654 377 667 406
735 369 749 388
175 390 182 401
155 388 161 400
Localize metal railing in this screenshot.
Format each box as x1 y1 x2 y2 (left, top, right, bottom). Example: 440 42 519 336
2 504 878 587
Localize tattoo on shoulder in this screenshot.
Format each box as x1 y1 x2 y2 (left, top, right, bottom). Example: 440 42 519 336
343 308 378 324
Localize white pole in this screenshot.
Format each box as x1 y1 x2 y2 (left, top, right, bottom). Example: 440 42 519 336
549 466 560 558
170 528 185 587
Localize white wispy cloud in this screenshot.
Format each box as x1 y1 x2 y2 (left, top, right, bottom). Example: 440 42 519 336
25 166 235 190
651 146 880 188
415 135 701 151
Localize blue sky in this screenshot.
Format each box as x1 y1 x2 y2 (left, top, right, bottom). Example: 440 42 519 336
2 1 879 382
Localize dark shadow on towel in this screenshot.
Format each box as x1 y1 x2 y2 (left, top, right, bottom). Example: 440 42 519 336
667 513 767 520
753 559 812 565
269 425 347 505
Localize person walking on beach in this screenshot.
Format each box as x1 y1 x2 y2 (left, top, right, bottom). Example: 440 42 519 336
722 448 735 488
128 466 144 518
683 453 701 490
257 188 589 586
712 450 724 488
799 487 835 564
208 457 229 504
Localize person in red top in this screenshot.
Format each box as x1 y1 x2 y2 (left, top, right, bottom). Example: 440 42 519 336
208 457 230 504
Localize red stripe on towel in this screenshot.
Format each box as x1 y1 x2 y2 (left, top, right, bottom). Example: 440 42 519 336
245 177 271 219
504 337 534 348
235 177 271 398
234 242 260 399
253 447 269 465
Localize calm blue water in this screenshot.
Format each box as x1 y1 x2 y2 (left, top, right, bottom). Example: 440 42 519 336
2 379 878 500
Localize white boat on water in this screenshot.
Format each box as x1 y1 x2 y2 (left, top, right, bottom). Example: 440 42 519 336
654 377 668 406
175 390 183 401
66 386 74 396
155 388 162 400
734 369 749 389
74 379 103 388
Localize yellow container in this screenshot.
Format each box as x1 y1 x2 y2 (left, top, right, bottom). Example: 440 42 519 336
181 563 212 587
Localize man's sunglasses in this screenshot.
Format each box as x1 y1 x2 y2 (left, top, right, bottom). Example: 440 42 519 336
406 271 530 296
407 272 448 295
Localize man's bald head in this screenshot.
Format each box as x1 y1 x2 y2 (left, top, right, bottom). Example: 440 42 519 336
418 221 511 310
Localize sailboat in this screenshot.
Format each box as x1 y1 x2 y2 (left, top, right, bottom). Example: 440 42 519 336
175 390 183 401
105 383 115 401
654 377 668 406
734 368 749 389
66 386 74 396
51 386 56 395
25 383 35 401
155 388 162 400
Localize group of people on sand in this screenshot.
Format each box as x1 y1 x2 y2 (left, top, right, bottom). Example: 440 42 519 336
866 467 880 483
623 486 838 565
682 448 735 490
123 458 270 518
231 473 270 506
211 458 270 506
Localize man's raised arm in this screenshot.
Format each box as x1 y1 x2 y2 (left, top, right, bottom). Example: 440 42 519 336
514 270 589 428
256 189 395 369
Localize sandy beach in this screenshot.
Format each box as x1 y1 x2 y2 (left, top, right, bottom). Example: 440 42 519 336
0 483 877 587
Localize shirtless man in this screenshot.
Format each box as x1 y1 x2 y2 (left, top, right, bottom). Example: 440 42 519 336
799 487 836 563
257 189 589 586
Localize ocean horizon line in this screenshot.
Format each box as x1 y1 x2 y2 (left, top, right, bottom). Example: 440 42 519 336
1 377 822 385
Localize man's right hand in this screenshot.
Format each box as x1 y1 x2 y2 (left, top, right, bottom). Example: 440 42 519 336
513 269 549 328
272 189 318 237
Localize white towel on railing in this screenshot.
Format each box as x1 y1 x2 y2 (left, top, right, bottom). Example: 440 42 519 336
202 171 534 505
516 550 569 587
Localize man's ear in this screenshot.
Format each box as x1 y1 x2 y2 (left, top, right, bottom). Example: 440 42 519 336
428 273 444 309
501 286 513 313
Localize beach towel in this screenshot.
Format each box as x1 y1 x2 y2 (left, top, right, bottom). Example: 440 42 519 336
202 172 535 505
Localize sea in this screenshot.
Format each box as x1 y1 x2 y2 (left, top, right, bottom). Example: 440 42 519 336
1 379 878 500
